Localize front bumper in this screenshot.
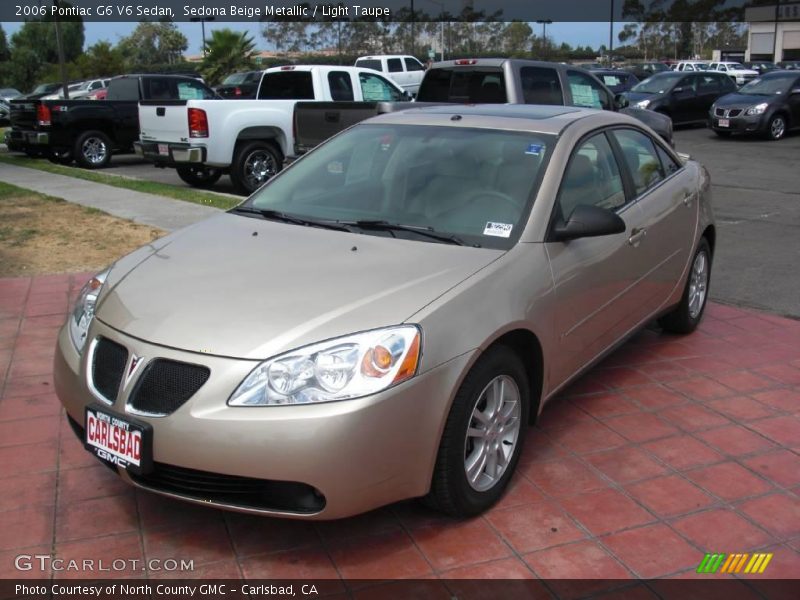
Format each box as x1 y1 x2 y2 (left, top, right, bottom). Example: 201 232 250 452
134 141 206 166
710 112 766 134
53 318 472 519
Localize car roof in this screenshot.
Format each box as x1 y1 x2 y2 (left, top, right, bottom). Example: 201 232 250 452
365 104 630 136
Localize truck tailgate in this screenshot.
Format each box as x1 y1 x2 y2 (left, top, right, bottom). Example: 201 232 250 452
139 100 190 144
10 99 39 130
293 101 380 155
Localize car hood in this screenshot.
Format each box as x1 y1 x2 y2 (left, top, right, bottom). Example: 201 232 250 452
96 213 503 360
714 92 775 109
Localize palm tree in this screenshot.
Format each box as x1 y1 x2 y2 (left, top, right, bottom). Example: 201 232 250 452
201 29 257 86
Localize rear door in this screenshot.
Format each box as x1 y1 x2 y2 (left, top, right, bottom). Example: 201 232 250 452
671 74 698 123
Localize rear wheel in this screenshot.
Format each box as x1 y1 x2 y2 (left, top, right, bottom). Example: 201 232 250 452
424 346 530 517
73 130 112 169
659 238 712 334
766 114 787 140
230 141 282 195
176 165 222 188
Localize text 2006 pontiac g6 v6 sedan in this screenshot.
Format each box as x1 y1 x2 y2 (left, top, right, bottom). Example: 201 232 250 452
54 105 714 519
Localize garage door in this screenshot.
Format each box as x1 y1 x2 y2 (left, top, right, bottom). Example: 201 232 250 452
783 30 800 49
751 32 775 54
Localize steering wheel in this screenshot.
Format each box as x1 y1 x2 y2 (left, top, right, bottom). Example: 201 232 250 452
461 190 520 213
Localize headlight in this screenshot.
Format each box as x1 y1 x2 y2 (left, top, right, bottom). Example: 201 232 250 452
229 326 421 406
68 268 109 352
745 102 769 115
635 99 651 109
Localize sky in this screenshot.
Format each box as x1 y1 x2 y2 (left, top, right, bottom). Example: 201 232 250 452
0 21 620 55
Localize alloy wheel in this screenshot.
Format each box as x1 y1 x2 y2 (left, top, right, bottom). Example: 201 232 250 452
81 136 107 165
243 150 276 189
688 250 709 319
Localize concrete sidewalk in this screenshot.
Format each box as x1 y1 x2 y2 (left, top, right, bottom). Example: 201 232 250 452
0 162 220 231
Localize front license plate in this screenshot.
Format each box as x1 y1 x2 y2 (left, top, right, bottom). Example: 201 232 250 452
718 119 729 128
84 405 153 475
158 143 169 156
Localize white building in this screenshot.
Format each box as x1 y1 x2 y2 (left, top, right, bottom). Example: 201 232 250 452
745 2 800 62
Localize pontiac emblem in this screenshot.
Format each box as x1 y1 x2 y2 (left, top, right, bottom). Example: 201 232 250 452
124 355 144 389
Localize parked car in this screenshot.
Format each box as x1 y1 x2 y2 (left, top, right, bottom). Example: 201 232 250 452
136 65 410 194
743 61 778 75
41 79 111 100
88 88 108 101
214 70 263 99
0 98 9 124
622 62 670 81
710 70 800 140
588 69 640 94
777 61 800 70
0 87 23 102
707 62 759 86
675 61 710 72
292 59 673 159
355 55 427 95
623 71 737 125
20 82 62 100
54 104 714 520
7 74 216 167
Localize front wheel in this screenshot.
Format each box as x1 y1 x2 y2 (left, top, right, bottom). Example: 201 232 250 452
424 346 530 517
659 238 712 334
176 165 222 188
766 114 787 140
230 141 282 195
73 130 112 169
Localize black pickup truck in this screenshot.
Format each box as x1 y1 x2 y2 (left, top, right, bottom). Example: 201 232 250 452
292 58 674 156
8 74 216 168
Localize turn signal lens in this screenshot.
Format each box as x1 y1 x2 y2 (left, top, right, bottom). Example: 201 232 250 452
393 333 420 384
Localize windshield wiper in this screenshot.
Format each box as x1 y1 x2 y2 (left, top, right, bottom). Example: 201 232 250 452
347 220 473 247
230 206 352 232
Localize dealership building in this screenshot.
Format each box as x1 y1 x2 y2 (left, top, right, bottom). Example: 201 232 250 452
746 1 800 61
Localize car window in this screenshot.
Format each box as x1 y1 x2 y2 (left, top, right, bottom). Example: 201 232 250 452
355 59 382 72
521 66 564 104
405 57 425 72
677 75 696 91
258 72 314 100
655 144 681 176
697 75 721 93
177 80 215 100
417 67 506 103
248 124 554 250
557 133 626 219
387 58 403 73
566 70 609 110
106 78 139 101
612 129 664 196
359 73 404 101
328 71 354 101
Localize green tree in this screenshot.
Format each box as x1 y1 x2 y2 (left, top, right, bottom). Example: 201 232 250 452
0 25 9 62
118 21 188 68
503 21 532 56
201 29 257 86
76 41 125 78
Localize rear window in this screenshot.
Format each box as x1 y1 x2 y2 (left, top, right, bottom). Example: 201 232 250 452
106 78 140 101
140 78 216 101
520 67 563 104
355 59 382 72
417 67 507 103
258 72 314 99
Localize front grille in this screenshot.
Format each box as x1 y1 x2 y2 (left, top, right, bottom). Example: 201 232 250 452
128 359 210 415
130 462 326 513
715 108 725 116
728 109 742 117
91 337 128 403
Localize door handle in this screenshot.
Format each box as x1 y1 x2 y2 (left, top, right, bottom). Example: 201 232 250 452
628 227 647 246
682 192 694 207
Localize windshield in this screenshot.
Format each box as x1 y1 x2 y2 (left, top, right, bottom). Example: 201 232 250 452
0 88 21 97
725 63 746 70
631 73 684 94
244 124 555 249
739 74 797 95
650 63 669 72
222 73 248 85
32 83 59 94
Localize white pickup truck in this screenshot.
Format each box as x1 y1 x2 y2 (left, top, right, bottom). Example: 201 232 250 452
135 65 409 194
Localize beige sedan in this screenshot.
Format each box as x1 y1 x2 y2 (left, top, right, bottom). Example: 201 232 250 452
54 105 714 519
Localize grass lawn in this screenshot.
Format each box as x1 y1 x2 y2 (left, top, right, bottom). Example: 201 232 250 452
0 180 165 277
0 154 240 211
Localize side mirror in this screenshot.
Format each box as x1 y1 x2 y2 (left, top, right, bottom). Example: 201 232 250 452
790 88 800 95
614 93 629 109
402 90 413 101
552 205 626 242
673 86 684 94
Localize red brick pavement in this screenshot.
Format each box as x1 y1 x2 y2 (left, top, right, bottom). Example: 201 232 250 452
1 273 799 590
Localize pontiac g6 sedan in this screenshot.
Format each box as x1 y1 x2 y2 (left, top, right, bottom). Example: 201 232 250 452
54 105 714 519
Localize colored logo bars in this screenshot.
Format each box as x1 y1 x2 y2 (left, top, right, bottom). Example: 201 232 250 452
697 553 773 574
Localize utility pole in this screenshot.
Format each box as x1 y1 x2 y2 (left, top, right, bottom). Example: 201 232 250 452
609 0 614 65
53 0 69 99
536 20 552 60
410 0 415 57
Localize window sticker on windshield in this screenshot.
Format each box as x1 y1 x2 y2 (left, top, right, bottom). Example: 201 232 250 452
526 144 543 155
484 222 513 238
327 161 344 174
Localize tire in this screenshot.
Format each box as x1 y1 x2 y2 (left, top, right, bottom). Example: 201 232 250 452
73 130 112 169
659 238 712 334
230 141 282 196
176 165 222 188
765 114 787 141
424 346 530 517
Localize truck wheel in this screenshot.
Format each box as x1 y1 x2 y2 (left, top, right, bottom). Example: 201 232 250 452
74 130 112 169
230 141 282 195
176 165 222 188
